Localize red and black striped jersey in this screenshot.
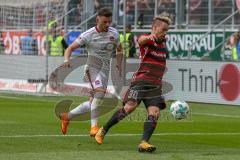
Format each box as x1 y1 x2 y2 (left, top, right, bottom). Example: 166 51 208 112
132 34 168 85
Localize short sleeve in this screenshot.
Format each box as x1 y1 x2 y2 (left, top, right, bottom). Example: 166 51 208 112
75 29 92 47
75 34 87 47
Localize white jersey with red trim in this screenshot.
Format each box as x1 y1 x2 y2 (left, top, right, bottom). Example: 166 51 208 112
75 26 120 73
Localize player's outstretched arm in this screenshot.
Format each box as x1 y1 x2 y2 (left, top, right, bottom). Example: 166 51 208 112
63 41 79 67
138 34 155 46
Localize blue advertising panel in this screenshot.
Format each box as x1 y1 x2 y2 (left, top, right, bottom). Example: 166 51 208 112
66 31 84 55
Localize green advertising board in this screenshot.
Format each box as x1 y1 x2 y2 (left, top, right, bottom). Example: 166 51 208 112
132 31 234 61
166 31 233 61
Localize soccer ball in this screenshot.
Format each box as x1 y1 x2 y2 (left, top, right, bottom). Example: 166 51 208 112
169 100 189 120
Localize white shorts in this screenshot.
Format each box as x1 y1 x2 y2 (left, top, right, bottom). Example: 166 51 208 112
84 66 108 89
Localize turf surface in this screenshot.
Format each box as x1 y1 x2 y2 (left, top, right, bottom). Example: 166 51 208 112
0 93 240 160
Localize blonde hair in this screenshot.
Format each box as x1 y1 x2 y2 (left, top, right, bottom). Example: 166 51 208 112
153 14 172 25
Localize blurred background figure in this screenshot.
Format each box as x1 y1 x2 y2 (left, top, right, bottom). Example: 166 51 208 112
189 0 202 25
223 30 240 61
0 31 5 54
47 21 68 56
137 0 152 28
94 0 113 12
213 0 231 25
157 0 175 23
118 0 135 25
120 24 136 58
230 31 240 61
20 29 38 55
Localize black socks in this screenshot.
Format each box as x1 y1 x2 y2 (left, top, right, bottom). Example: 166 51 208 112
103 108 128 133
142 115 158 142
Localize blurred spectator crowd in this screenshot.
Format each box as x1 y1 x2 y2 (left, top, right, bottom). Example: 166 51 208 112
1 0 239 30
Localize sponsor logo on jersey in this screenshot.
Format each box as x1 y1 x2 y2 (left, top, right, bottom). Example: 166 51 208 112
106 43 115 50
95 80 100 85
150 51 166 58
110 36 115 41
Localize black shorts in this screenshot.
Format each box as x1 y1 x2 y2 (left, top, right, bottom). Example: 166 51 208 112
123 81 166 110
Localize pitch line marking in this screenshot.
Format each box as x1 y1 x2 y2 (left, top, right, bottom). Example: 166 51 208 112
1 96 240 119
0 95 23 100
0 95 58 102
193 112 240 119
0 133 240 138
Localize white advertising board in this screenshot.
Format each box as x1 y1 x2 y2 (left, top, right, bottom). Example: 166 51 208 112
165 60 240 105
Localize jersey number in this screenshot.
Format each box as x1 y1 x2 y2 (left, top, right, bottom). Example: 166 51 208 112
128 90 138 99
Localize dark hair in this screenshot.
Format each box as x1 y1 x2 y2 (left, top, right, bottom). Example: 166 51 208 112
97 7 112 17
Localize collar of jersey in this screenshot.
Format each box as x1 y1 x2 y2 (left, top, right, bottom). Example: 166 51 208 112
95 26 108 33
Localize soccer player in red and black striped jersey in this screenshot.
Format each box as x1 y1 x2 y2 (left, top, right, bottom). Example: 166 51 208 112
95 15 171 152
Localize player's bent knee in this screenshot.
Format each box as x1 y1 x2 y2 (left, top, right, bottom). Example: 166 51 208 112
147 106 160 118
124 106 136 114
124 101 138 113
149 112 160 119
126 100 138 106
93 88 106 99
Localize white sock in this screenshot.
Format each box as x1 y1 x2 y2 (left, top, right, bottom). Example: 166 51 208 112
68 101 91 120
91 98 103 127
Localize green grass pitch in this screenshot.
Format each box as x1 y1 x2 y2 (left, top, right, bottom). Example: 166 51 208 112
0 93 240 160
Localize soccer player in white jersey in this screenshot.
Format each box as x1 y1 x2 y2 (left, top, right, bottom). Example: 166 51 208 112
60 8 123 136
